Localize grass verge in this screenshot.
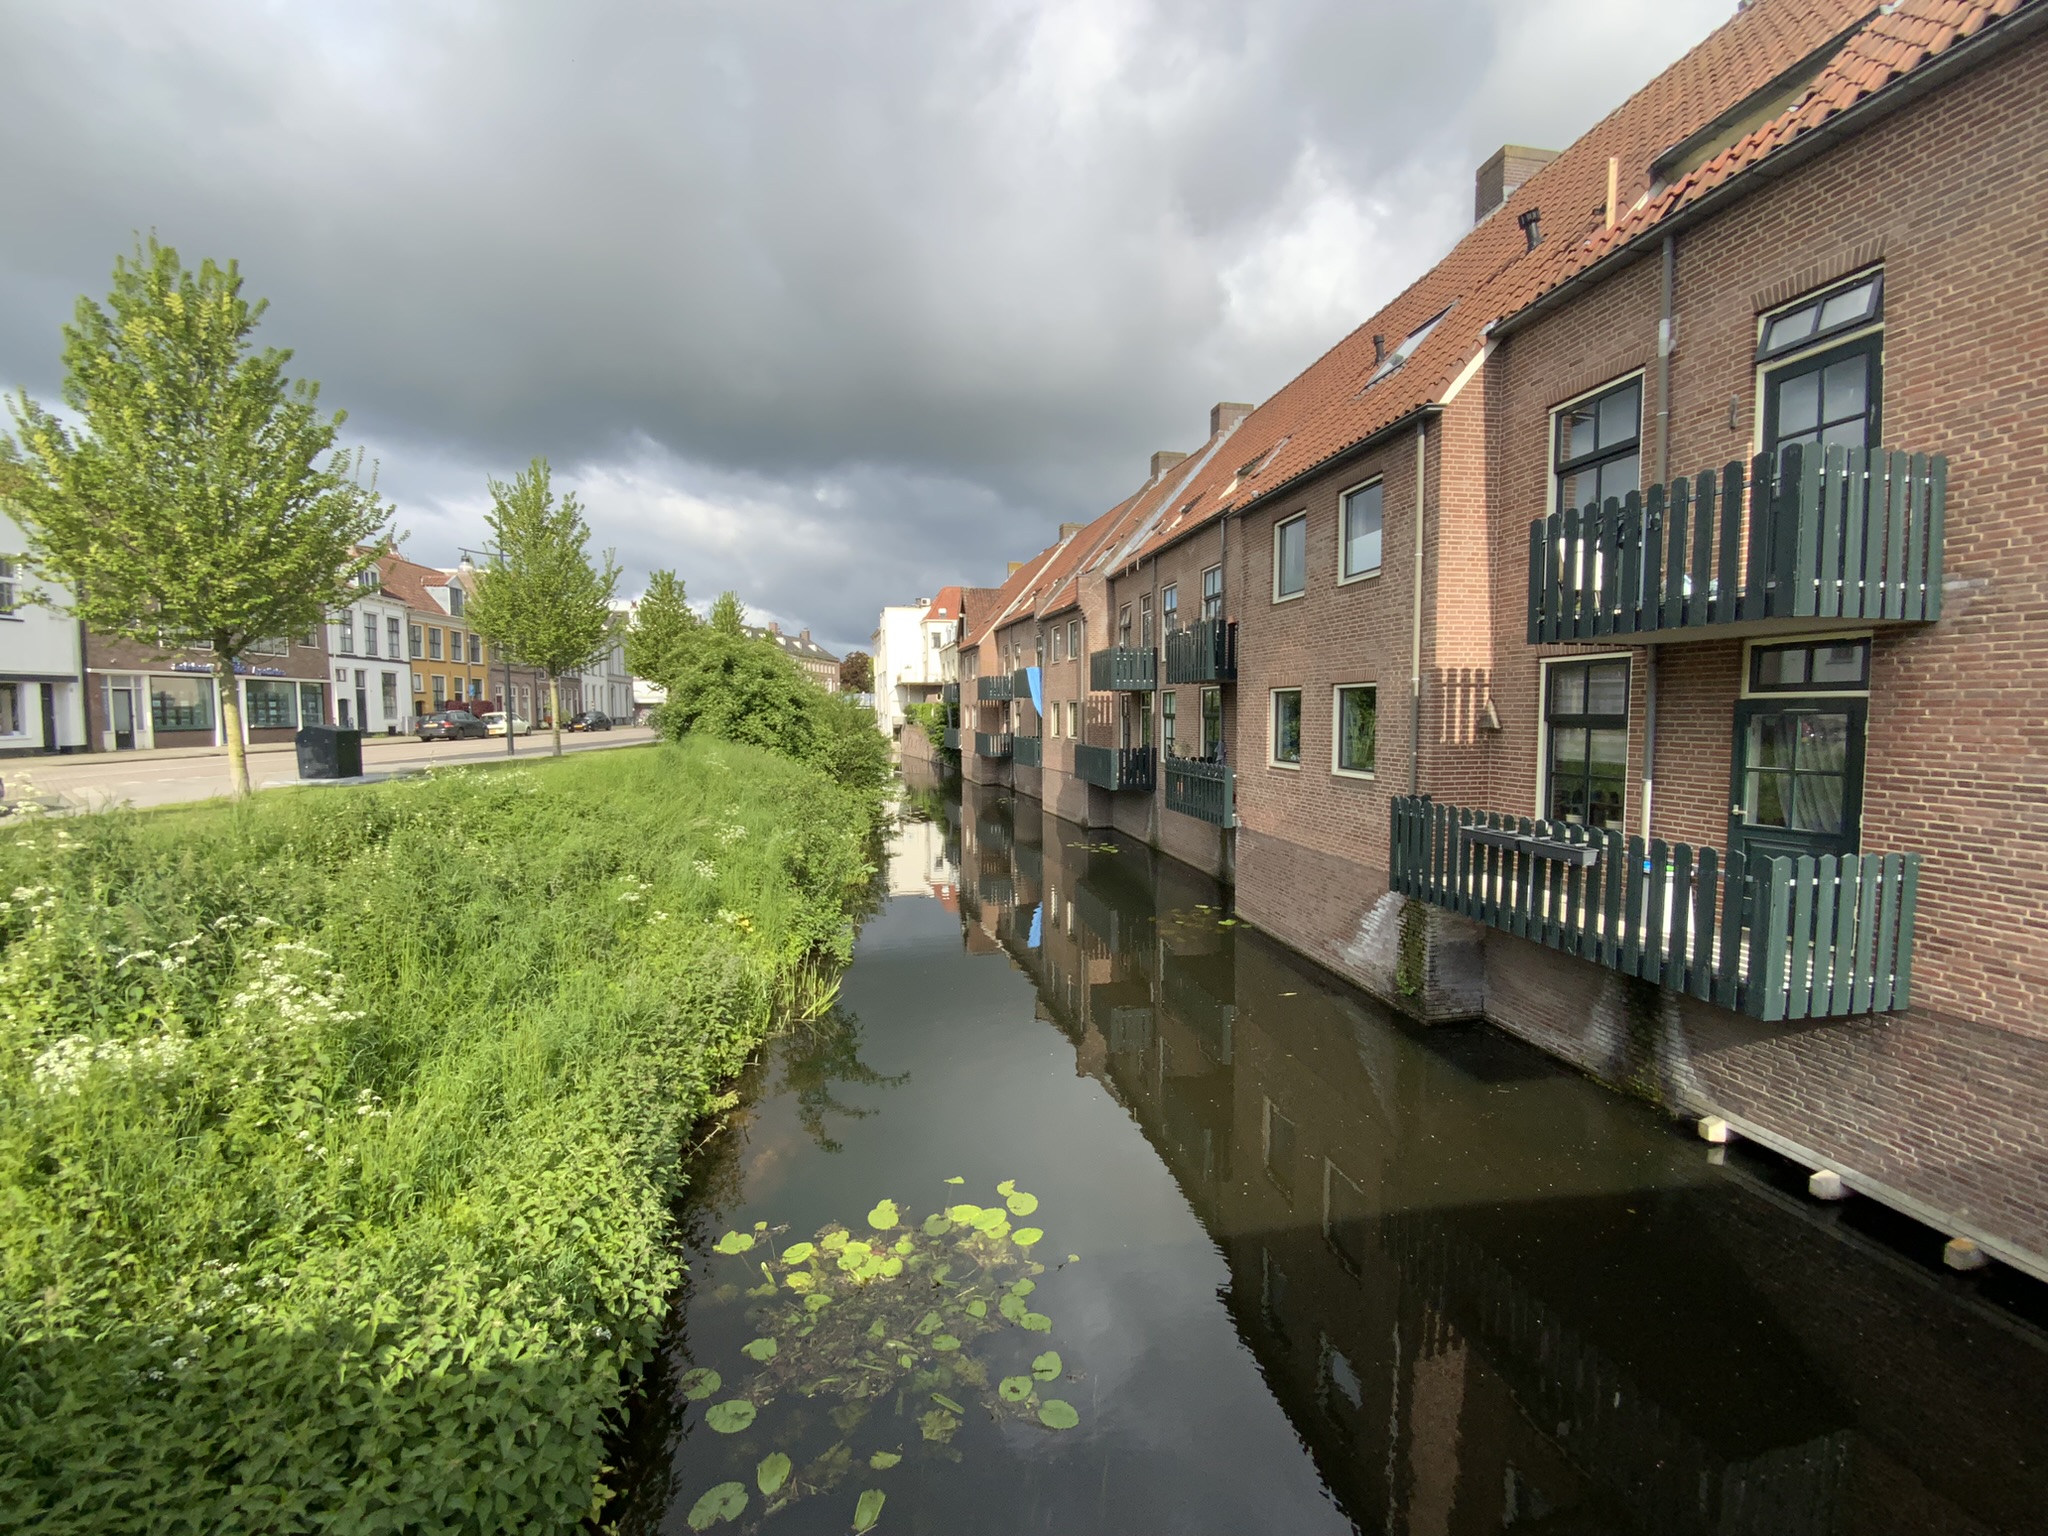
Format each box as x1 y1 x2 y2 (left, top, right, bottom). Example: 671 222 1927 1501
0 739 880 1533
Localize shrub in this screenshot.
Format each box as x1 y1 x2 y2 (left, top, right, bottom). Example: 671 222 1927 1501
0 740 878 1532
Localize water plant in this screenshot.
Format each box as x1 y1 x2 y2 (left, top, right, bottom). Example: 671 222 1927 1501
677 1181 1081 1527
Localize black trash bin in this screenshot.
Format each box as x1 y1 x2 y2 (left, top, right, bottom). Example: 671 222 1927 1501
296 724 364 780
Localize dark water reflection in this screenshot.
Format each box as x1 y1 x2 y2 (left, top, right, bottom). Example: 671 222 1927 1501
613 777 2048 1535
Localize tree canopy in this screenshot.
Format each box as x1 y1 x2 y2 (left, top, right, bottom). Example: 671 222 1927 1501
2 238 389 795
837 650 873 693
624 569 700 691
467 457 620 755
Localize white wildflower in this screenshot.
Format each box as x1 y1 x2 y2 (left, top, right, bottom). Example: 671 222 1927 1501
692 860 717 881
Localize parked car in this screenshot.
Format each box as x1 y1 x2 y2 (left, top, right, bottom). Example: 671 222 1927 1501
481 712 532 737
568 711 614 732
416 710 488 742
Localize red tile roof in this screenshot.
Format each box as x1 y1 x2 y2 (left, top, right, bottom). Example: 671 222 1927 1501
923 586 964 624
1523 0 2035 311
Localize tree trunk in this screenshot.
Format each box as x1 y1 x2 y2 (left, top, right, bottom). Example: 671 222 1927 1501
549 674 563 757
217 655 250 799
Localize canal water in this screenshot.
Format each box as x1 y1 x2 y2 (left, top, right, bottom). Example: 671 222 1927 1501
611 778 2048 1536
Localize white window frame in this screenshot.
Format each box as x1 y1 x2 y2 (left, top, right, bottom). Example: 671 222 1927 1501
1330 683 1377 779
1269 687 1303 769
1336 477 1384 585
1547 369 1646 520
1272 516 1307 603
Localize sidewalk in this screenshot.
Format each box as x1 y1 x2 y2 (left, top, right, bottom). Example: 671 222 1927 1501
60 731 510 764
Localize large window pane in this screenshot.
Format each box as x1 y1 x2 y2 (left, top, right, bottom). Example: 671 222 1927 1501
1336 686 1376 773
1544 658 1628 830
1272 690 1302 764
1597 383 1641 448
1275 519 1306 598
1794 774 1846 835
1585 660 1629 715
245 679 298 729
1341 484 1382 578
1777 369 1821 435
150 676 214 732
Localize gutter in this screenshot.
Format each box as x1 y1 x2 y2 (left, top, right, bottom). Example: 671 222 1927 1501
1492 0 2048 340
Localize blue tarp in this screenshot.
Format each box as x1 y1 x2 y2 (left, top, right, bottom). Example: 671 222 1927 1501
1025 666 1044 716
1028 905 1042 949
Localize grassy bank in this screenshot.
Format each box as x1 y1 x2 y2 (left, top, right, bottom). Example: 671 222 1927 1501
0 740 880 1533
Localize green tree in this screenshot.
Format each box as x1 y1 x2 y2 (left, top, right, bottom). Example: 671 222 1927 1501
709 590 746 636
624 568 700 691
467 458 621 757
837 649 874 693
3 239 388 797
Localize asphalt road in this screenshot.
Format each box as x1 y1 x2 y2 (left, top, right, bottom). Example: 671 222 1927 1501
10 726 660 812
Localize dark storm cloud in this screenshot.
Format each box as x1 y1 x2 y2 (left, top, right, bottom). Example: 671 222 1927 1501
0 0 1728 651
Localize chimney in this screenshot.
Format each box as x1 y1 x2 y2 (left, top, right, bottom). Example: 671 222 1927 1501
1210 402 1254 436
1059 522 1084 539
1474 144 1559 222
1372 334 1386 366
799 628 811 642
768 620 781 634
1149 450 1189 481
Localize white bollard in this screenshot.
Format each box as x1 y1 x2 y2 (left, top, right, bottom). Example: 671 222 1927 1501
1808 1169 1849 1201
1943 1237 1988 1272
1697 1115 1733 1144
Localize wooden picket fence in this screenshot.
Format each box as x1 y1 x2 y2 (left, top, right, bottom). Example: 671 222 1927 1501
1389 797 1920 1021
1527 444 1946 643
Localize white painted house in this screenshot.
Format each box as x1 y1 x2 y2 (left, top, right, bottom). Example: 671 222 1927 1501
872 592 959 736
324 565 412 735
0 508 88 756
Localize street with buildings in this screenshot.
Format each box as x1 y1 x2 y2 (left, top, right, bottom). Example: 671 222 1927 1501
888 0 2048 1287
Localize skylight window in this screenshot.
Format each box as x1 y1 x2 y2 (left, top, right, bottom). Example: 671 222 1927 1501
1366 307 1453 387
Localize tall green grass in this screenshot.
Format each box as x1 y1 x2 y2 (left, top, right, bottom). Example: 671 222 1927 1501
0 740 879 1533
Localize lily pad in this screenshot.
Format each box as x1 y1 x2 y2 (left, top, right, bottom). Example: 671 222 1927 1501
999 1375 1033 1402
1012 1227 1044 1247
781 1241 816 1264
785 1271 815 1292
804 1292 831 1312
944 1176 965 1184
972 1206 1009 1234
867 1198 900 1230
1031 1350 1062 1381
756 1452 791 1496
820 1229 849 1251
922 1213 954 1237
945 1203 983 1225
898 1352 915 1367
965 1299 987 1319
1021 1312 1052 1332
854 1489 887 1533
932 1334 961 1352
869 1450 901 1470
914 1310 943 1336
741 1337 778 1362
998 1294 1028 1324
1005 1190 1039 1217
679 1367 723 1401
705 1399 757 1434
919 1407 960 1443
1038 1399 1080 1431
712 1231 754 1256
876 1256 904 1279
1067 1254 1080 1263
1009 1278 1035 1297
687 1481 748 1529
996 1179 1017 1197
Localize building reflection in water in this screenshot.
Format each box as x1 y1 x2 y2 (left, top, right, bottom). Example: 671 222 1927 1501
947 777 2048 1536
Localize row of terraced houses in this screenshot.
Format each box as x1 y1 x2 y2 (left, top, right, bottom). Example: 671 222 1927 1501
913 0 2048 1280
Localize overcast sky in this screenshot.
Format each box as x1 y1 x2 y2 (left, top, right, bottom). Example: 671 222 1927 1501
1 0 1734 653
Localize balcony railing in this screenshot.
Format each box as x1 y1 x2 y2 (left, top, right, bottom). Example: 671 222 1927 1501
1389 796 1920 1022
1163 756 1235 827
1089 646 1158 692
975 731 1013 760
1527 445 1946 644
941 726 960 751
976 674 1014 701
1012 733 1042 767
1164 619 1237 684
1074 743 1155 792
941 681 960 705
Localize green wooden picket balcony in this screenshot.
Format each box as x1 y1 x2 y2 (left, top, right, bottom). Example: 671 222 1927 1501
1089 646 1158 691
1164 619 1237 684
1163 756 1235 828
976 674 1014 702
940 681 960 705
975 731 1013 760
1389 796 1921 1022
1527 444 1946 644
1074 743 1156 792
1012 733 1043 767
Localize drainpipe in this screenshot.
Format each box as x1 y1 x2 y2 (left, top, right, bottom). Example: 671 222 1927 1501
1409 421 1427 795
1642 234 1675 840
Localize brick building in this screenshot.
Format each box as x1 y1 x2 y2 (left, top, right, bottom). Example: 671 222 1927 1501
943 0 2048 1280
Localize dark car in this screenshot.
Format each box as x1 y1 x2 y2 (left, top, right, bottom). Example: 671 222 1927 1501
568 711 614 732
416 710 488 741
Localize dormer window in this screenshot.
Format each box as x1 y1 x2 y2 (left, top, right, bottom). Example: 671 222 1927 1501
448 584 466 618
